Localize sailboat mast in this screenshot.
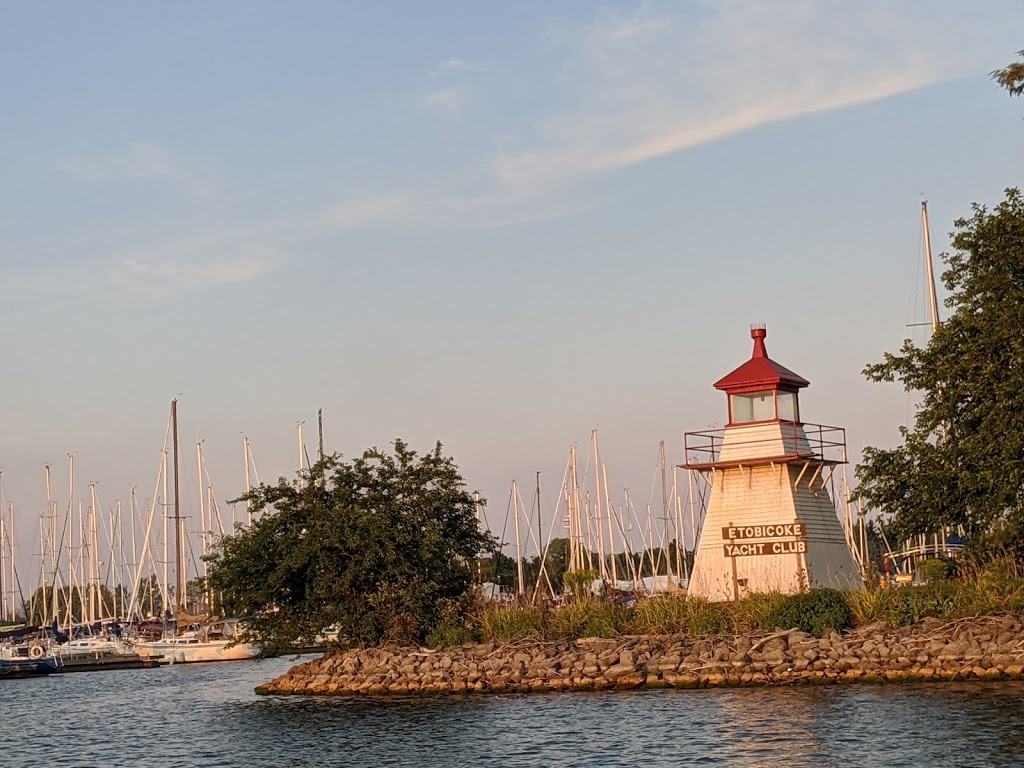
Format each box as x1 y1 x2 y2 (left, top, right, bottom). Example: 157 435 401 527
569 445 581 572
172 399 182 614
46 465 57 623
161 449 169 616
659 441 672 581
318 409 325 463
591 430 607 582
65 455 74 628
197 442 207 608
534 471 542 566
602 464 618 585
512 480 524 597
921 201 941 334
88 483 98 623
243 436 253 527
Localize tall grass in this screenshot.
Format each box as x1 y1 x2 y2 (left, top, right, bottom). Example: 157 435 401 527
731 591 788 634
628 595 730 635
427 559 1024 648
547 600 626 639
955 556 1024 614
480 604 544 642
845 588 896 626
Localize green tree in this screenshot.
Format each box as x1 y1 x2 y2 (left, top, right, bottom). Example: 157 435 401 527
542 537 571 592
475 548 516 590
26 584 118 625
855 189 1024 554
206 440 489 653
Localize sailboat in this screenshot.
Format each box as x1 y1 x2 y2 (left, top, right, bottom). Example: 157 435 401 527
133 400 259 665
133 617 258 664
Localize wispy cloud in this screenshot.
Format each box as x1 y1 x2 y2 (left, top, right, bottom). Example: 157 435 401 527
323 195 407 231
53 142 217 195
432 57 492 74
417 87 471 120
111 247 277 296
494 1 986 193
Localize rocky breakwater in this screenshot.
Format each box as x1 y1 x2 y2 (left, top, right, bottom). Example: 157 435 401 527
256 614 1024 696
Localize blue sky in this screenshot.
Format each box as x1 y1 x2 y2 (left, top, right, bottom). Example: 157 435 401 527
2 1 1023 579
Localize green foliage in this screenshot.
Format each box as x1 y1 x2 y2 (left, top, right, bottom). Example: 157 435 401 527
546 600 625 639
628 595 729 635
206 440 488 654
962 525 1024 570
764 588 853 636
886 584 958 627
539 538 571 593
480 604 545 642
26 584 119 625
847 557 1024 628
856 189 1024 548
918 559 953 584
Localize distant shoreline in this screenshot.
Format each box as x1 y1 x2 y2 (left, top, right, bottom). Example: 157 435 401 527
255 613 1024 695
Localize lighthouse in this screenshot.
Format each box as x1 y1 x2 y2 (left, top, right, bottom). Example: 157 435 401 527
684 326 862 601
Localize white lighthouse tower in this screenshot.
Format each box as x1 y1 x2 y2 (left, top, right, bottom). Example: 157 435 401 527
684 326 862 601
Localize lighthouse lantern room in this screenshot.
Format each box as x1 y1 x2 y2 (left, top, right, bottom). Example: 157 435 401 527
684 326 862 601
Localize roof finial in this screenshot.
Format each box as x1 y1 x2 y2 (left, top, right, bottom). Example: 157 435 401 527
750 324 767 358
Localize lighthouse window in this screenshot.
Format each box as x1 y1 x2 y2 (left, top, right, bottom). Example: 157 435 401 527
777 391 797 421
730 391 774 423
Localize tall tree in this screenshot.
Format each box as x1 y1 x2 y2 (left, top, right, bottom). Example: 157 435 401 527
855 189 1024 553
206 440 489 653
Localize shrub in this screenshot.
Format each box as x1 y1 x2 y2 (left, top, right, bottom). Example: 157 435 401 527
882 583 958 627
918 559 954 584
764 588 853 636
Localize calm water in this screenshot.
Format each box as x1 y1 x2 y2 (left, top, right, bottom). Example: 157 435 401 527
3 656 1024 767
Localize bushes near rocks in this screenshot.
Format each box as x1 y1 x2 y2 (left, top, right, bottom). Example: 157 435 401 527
763 589 854 636
421 559 1024 648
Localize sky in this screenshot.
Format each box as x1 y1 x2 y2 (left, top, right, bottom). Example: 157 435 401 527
1 1 1023 588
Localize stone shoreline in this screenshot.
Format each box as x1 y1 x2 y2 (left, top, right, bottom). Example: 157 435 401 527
256 613 1024 696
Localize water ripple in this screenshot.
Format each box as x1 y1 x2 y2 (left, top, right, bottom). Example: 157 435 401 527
2 659 1024 767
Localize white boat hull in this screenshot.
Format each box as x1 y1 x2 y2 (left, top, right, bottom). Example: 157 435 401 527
135 639 259 664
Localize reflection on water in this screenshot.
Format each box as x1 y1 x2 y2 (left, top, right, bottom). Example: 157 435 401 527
2 657 1024 767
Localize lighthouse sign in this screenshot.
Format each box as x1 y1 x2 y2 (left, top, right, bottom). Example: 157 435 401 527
722 521 806 558
723 540 807 557
722 523 806 540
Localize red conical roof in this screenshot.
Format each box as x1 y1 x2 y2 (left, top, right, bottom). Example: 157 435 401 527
713 326 810 394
